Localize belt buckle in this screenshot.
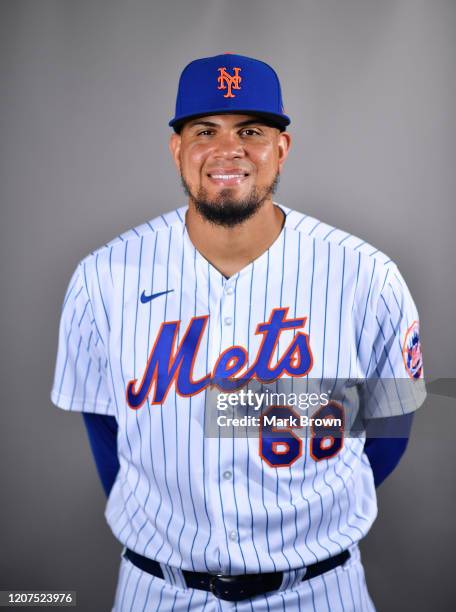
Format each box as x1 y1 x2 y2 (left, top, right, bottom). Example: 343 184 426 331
209 573 222 597
209 574 249 602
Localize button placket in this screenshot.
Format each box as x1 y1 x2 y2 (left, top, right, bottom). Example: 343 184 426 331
204 277 232 569
218 278 241 555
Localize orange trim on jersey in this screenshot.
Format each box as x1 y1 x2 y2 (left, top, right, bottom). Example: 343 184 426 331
309 400 345 462
210 307 313 391
126 315 211 409
271 441 291 455
259 405 303 468
211 345 249 384
245 307 314 382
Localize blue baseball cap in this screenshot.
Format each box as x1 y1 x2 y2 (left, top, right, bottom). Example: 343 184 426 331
169 53 291 132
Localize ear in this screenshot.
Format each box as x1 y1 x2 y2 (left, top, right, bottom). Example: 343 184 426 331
169 132 182 172
277 131 291 172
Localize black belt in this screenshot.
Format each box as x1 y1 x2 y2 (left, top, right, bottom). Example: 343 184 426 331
124 548 350 602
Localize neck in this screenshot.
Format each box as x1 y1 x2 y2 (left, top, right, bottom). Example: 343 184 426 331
185 199 285 278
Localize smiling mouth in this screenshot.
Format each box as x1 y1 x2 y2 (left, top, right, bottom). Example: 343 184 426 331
207 172 250 185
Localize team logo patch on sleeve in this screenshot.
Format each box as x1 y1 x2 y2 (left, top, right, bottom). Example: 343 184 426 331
402 321 423 379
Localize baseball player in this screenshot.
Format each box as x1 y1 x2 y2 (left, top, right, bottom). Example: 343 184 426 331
51 53 426 611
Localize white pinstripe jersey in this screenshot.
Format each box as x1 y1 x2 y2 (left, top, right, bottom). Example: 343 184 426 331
51 203 425 574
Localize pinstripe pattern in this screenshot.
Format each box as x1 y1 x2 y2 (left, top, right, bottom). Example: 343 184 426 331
51 204 425 610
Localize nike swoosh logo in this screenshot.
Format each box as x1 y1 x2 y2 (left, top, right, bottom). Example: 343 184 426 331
140 289 174 304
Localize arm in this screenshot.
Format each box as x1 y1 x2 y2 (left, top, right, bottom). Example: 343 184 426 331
82 413 120 497
364 412 414 488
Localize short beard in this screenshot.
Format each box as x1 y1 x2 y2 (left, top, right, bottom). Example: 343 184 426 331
181 173 280 228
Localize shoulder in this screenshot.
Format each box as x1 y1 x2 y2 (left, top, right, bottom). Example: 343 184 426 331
91 206 186 257
281 203 393 267
279 203 408 316
77 206 187 272
280 202 399 287
67 207 187 309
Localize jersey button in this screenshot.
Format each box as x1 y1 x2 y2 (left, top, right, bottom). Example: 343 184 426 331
229 530 237 541
225 286 234 295
224 316 233 326
223 470 232 480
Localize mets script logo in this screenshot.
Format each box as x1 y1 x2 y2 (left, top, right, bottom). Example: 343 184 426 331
126 307 313 408
217 66 242 98
402 320 423 379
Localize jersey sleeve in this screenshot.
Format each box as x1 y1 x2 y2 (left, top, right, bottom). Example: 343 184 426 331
51 263 115 416
361 264 426 419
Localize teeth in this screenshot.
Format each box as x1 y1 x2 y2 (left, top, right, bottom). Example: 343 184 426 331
210 174 245 179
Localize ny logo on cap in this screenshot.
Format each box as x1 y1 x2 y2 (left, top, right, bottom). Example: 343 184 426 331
217 67 242 98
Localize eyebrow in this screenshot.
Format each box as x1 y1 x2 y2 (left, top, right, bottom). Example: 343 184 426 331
186 119 266 129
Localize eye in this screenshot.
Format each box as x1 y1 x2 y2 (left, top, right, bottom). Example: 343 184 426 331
240 128 262 136
196 129 215 136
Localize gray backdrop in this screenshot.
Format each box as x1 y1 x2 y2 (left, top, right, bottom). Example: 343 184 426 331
1 1 455 610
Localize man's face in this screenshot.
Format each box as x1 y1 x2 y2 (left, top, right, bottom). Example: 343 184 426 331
169 114 291 226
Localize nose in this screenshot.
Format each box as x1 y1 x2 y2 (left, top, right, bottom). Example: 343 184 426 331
212 131 245 159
